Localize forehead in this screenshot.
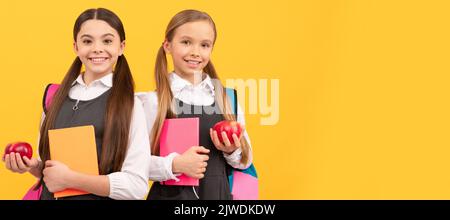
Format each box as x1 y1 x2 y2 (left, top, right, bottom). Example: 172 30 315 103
173 20 215 41
77 19 119 38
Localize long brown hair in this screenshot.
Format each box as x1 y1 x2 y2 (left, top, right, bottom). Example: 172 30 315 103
38 8 134 179
151 9 250 165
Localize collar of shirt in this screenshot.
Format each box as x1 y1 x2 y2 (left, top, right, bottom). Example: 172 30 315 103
169 72 216 105
69 73 113 101
71 72 113 88
169 72 215 94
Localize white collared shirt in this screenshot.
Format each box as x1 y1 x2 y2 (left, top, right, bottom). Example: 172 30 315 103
39 73 152 200
137 72 253 178
68 73 113 101
170 72 216 106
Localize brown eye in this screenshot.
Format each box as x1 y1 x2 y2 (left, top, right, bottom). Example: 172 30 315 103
104 39 113 44
82 39 92 44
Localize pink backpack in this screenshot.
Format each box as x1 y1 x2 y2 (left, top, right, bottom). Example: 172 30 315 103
22 84 60 200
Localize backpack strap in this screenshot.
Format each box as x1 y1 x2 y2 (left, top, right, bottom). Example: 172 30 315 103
225 87 238 115
42 84 60 113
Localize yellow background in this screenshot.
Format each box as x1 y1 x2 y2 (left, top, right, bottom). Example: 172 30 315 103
1 0 450 199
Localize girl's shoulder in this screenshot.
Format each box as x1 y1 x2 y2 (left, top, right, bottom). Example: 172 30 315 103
135 91 158 107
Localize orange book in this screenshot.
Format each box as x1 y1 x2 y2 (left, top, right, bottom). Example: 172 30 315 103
48 125 99 198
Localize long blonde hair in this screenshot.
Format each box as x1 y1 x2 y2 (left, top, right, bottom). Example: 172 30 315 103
151 9 250 165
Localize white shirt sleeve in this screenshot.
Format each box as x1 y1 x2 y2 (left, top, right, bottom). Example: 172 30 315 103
136 92 158 135
136 92 180 182
223 103 253 169
106 97 151 200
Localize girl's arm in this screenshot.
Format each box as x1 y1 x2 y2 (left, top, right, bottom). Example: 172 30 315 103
221 103 253 169
137 92 180 181
29 111 46 179
3 112 45 178
105 97 151 199
43 97 151 199
43 160 110 196
137 92 208 181
68 171 110 196
30 111 47 178
148 147 209 181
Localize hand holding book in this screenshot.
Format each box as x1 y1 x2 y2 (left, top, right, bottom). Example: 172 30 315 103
172 146 209 179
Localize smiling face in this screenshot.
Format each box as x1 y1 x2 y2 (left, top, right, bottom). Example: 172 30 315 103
74 19 125 78
164 20 215 81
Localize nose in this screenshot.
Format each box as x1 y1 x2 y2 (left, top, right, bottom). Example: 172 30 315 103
190 45 200 58
92 41 104 54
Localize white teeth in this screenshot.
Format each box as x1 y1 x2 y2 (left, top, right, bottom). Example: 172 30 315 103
90 58 107 63
187 60 200 64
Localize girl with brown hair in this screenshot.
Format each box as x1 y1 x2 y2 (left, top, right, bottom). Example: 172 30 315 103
3 8 151 200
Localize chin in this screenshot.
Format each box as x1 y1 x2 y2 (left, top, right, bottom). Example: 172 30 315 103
188 68 204 74
87 68 110 75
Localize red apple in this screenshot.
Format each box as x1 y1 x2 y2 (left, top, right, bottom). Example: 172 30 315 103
2 143 12 160
212 120 243 145
4 142 33 160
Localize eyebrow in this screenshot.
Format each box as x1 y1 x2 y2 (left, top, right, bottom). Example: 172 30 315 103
180 35 213 44
202 40 213 44
180 35 193 40
80 33 116 38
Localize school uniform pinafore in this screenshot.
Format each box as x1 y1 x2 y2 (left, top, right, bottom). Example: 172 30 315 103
147 98 233 200
40 89 112 200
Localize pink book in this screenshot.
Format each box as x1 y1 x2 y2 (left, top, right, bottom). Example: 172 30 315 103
160 117 199 186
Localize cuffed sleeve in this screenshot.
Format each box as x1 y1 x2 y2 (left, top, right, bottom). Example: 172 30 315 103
107 171 149 200
149 152 181 182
